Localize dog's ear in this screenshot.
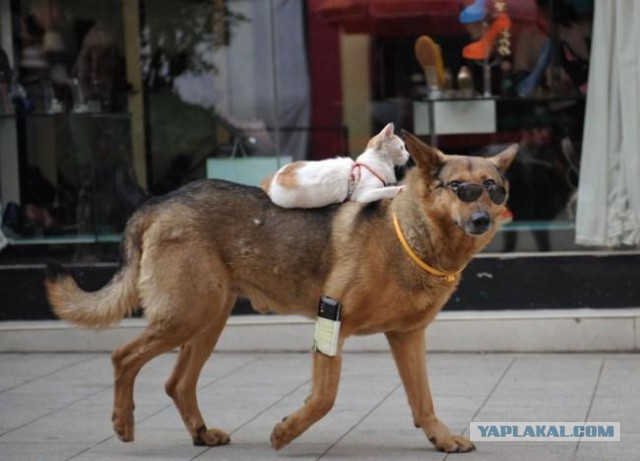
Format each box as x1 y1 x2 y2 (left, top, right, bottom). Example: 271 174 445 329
489 144 518 174
401 130 445 177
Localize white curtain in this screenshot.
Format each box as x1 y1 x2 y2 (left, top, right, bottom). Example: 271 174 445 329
221 0 310 161
576 0 640 247
174 0 311 161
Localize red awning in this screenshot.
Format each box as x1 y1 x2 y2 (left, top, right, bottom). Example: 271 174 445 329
315 0 537 36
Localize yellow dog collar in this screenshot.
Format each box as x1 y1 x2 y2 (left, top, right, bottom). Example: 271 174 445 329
392 212 462 283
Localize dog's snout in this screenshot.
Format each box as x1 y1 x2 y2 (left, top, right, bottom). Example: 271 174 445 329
471 211 490 227
467 211 491 235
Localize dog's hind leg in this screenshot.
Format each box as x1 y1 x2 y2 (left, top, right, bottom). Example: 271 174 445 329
386 329 475 453
270 347 343 450
165 297 234 447
111 325 192 442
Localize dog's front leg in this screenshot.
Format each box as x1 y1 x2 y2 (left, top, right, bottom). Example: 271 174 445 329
270 348 342 450
386 329 475 453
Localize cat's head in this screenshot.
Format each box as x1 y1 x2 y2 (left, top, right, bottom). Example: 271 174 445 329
368 123 410 166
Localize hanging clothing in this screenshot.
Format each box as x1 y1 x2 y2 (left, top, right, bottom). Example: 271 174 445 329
576 0 640 246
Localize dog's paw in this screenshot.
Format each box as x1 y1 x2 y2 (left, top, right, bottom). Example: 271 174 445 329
430 434 475 453
270 418 294 450
112 409 134 442
193 427 231 446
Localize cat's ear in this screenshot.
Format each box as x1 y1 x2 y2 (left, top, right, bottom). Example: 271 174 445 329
401 130 445 177
373 123 395 149
382 122 395 140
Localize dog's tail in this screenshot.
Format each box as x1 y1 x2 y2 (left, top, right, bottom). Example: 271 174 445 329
45 210 151 328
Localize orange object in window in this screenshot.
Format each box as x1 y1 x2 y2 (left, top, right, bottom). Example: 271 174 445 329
462 13 512 60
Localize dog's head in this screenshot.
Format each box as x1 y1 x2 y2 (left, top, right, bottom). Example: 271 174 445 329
402 130 517 237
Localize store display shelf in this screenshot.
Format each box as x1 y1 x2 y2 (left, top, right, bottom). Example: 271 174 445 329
5 233 122 245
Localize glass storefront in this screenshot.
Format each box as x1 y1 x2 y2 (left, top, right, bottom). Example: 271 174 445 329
1 0 138 261
0 0 633 265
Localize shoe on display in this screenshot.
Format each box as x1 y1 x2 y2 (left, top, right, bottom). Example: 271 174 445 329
415 35 446 93
459 0 488 24
462 13 512 60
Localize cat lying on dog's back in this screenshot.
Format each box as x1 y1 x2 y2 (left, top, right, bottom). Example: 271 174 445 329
262 123 409 208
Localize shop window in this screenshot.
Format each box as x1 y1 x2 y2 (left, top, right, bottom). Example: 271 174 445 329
316 0 594 252
0 0 317 263
0 0 143 259
0 0 611 262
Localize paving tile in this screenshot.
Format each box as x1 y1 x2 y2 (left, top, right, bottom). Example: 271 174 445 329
0 352 637 461
475 403 591 423
477 390 594 423
0 353 99 381
426 352 517 370
195 441 328 461
76 429 206 461
211 376 401 459
384 392 489 432
69 357 275 445
462 442 578 461
596 355 640 397
0 441 89 461
0 404 115 444
338 352 399 378
0 392 88 434
586 395 640 434
0 377 29 392
430 354 514 394
491 355 603 397
323 440 449 461
575 431 640 461
4 355 112 395
324 386 447 460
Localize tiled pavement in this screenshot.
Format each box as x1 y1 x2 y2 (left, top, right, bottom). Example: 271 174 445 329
0 352 638 460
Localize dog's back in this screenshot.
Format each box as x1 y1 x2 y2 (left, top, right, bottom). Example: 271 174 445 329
47 180 341 326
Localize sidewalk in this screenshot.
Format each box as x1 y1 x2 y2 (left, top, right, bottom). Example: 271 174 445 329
0 352 638 461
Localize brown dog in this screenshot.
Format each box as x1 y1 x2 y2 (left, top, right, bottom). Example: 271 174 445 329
45 132 517 453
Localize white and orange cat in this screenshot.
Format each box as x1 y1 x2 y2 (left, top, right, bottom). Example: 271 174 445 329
262 123 409 208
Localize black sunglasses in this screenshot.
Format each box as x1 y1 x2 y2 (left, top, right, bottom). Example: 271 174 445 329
440 181 507 205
